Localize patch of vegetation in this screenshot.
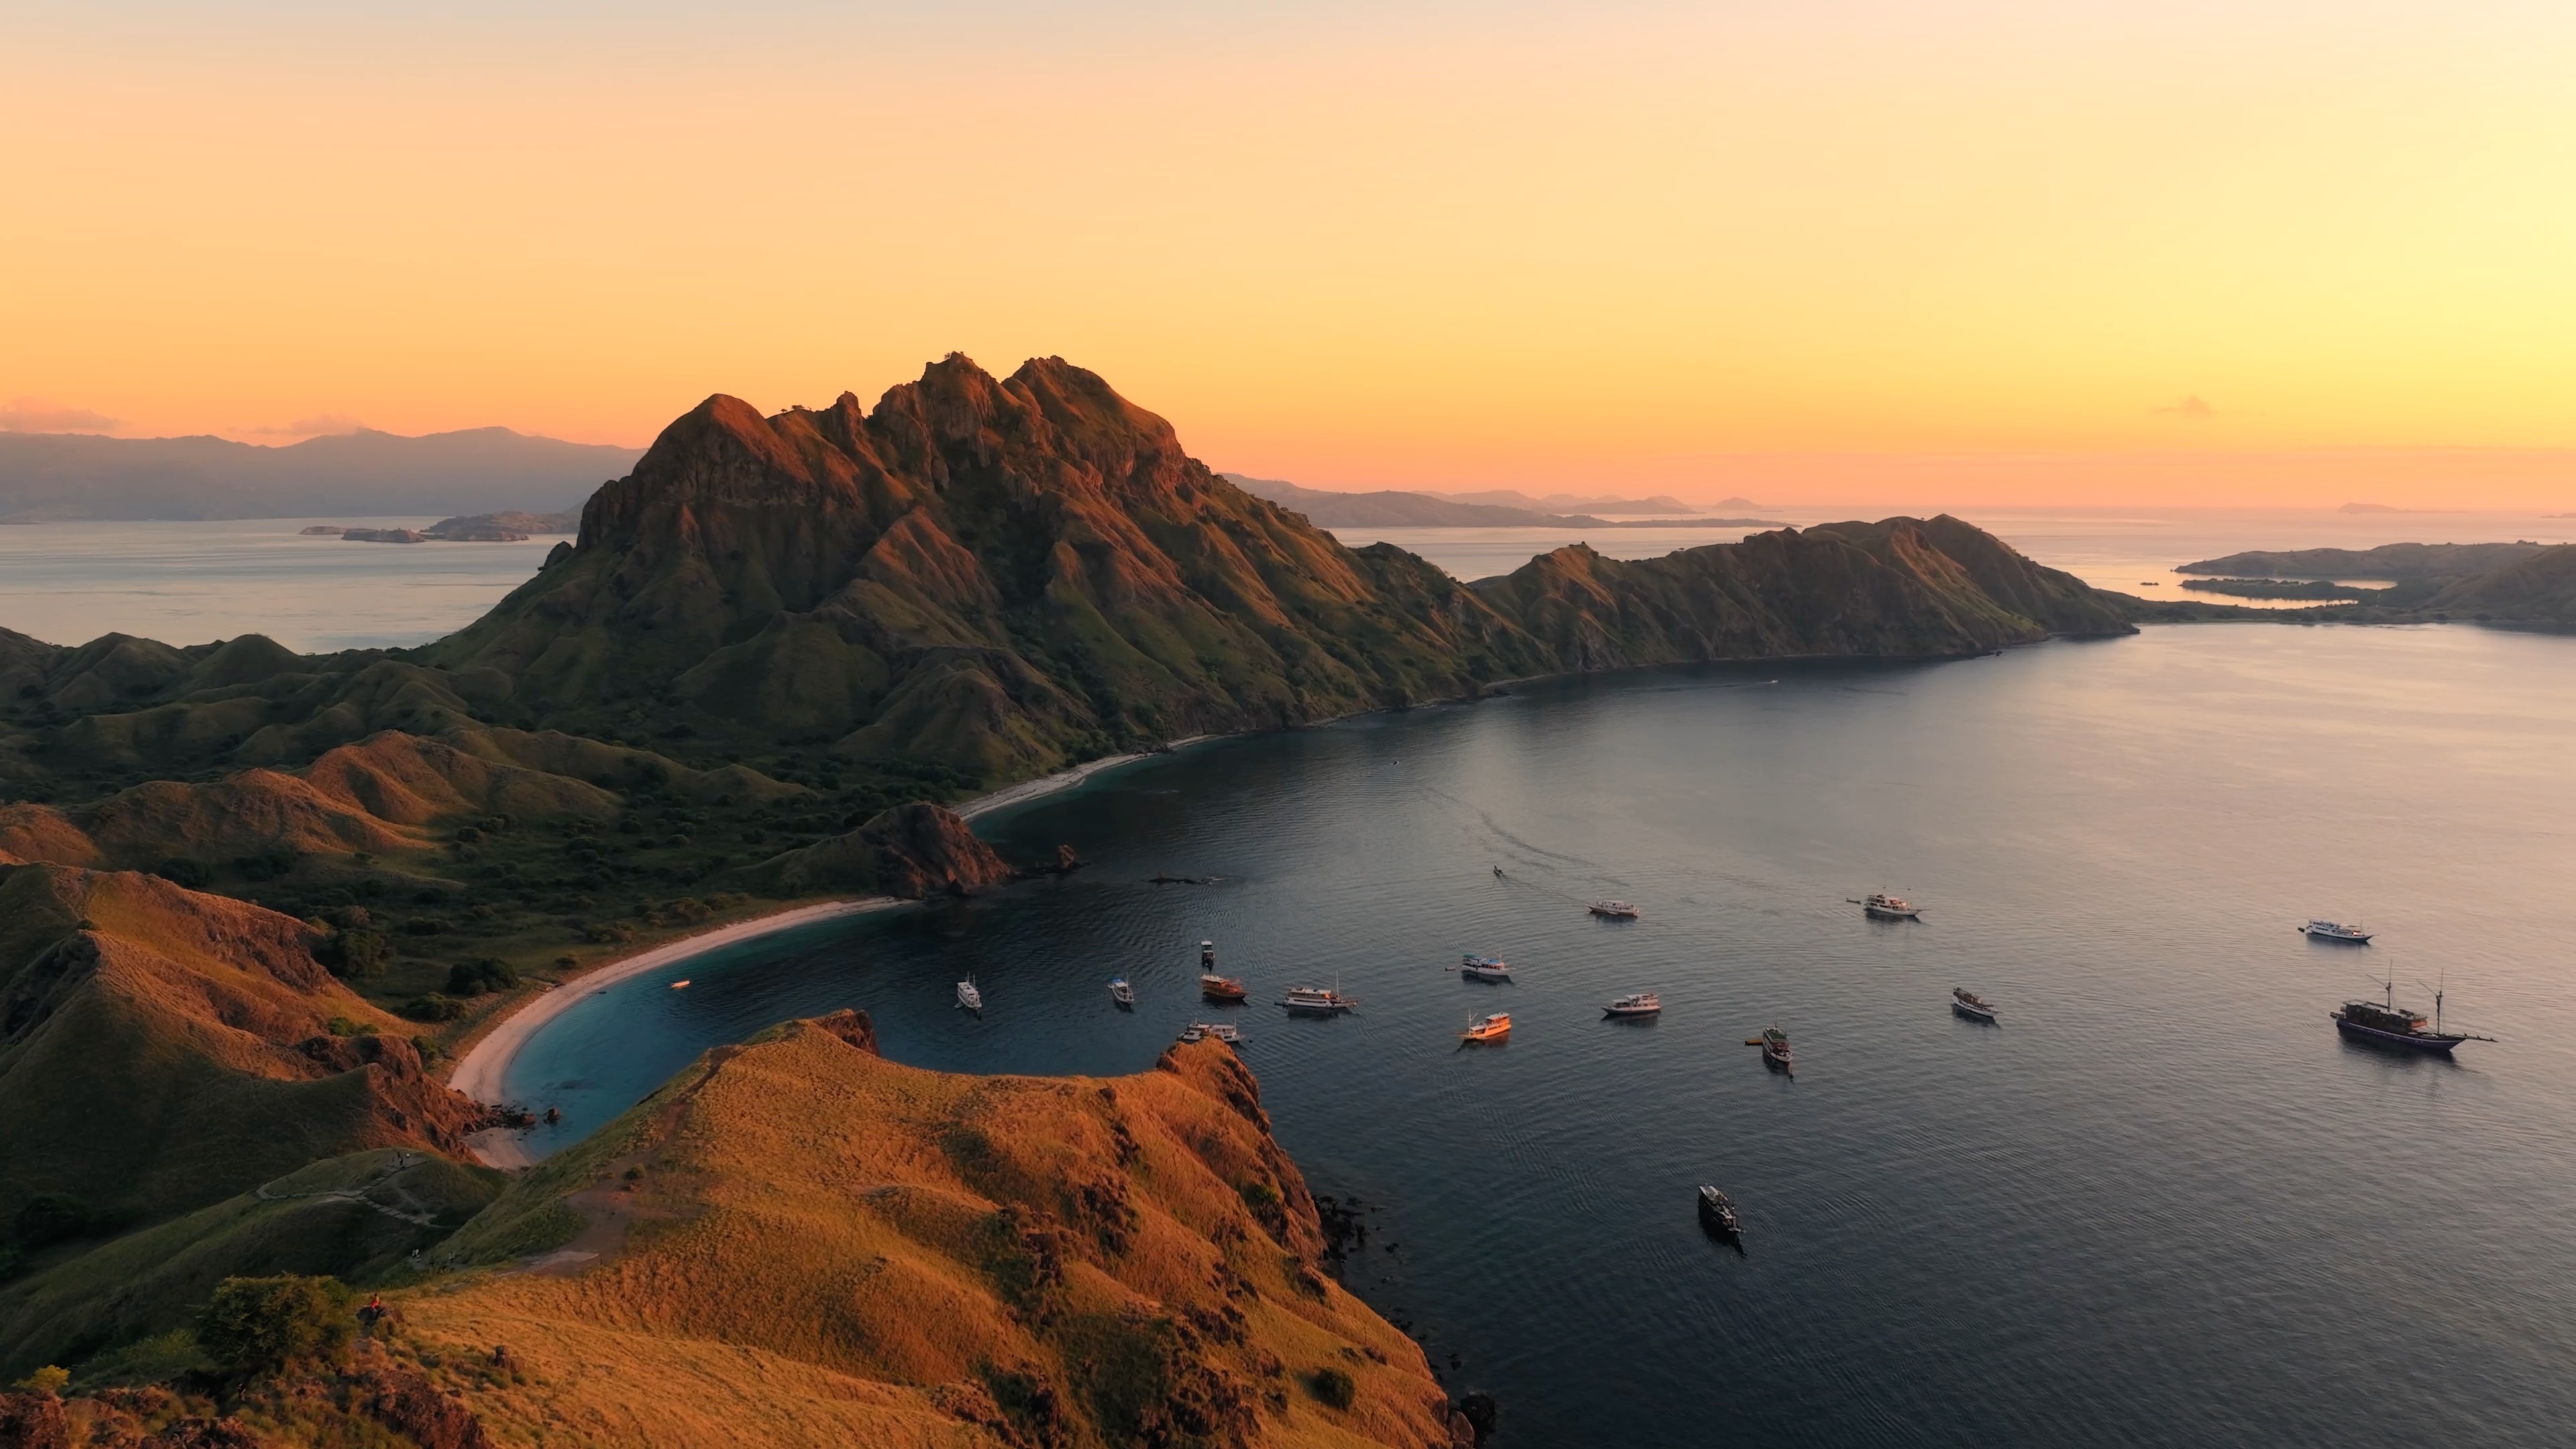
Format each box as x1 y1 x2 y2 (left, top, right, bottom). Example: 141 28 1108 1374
195 1274 353 1373
1307 1364 1356 1410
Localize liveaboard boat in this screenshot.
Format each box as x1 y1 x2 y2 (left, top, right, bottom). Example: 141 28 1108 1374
956 977 983 1013
2301 920 2373 944
1951 987 1998 1023
1109 977 1135 1008
1200 973 1248 1002
1589 900 1640 920
1460 1012 1513 1044
2332 978 2491 1055
1862 892 1920 920
1604 992 1662 1018
1757 1026 1792 1071
1697 1185 1741 1237
1281 983 1356 1014
1460 955 1512 981
1178 1021 1244 1046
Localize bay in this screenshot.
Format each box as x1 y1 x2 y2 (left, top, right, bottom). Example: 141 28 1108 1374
501 621 2576 1447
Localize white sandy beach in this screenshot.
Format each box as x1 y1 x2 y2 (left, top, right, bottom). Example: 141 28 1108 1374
448 898 894 1120
955 741 1199 820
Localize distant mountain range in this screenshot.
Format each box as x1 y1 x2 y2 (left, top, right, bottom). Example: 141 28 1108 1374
0 427 643 521
1429 487 1703 515
1222 474 1779 529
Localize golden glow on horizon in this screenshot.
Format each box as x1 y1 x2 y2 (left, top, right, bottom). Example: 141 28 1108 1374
6 2 2575 506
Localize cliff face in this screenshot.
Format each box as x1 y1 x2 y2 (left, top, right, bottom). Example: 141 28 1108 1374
732 801 1018 898
414 1022 1460 1448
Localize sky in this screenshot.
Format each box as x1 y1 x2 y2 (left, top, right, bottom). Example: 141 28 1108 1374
6 0 2576 507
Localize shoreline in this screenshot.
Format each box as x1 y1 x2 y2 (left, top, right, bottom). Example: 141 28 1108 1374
955 735 1208 820
447 898 896 1136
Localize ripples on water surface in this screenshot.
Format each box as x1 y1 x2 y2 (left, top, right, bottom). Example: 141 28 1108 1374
507 623 2576 1447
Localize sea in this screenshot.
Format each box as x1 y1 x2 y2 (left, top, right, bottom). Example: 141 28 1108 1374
17 508 2576 1444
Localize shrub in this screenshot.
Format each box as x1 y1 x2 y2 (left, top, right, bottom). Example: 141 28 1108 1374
233 849 299 881
153 857 211 889
445 957 519 998
13 1193 99 1250
1308 1366 1356 1411
404 918 445 936
317 927 388 979
196 1275 354 1374
325 1016 366 1038
399 994 464 1023
11 1364 69 1394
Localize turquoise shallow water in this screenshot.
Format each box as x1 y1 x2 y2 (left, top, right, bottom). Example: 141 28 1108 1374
502 623 2576 1447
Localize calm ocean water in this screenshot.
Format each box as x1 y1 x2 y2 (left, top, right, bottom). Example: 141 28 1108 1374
503 622 2576 1448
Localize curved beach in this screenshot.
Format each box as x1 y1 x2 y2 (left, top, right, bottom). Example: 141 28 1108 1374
448 898 892 1143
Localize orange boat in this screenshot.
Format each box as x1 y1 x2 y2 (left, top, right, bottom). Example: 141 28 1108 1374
1199 974 1247 1002
1460 1012 1512 1044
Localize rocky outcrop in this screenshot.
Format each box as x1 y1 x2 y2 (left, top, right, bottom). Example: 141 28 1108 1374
729 802 1015 899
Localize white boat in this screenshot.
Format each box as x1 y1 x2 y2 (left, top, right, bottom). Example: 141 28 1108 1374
2300 920 2373 944
1460 955 1512 981
1862 892 1920 920
955 977 983 1012
1951 987 1998 1023
1588 900 1640 920
1109 976 1135 1008
1604 992 1662 1018
1281 983 1356 1014
1179 1021 1242 1045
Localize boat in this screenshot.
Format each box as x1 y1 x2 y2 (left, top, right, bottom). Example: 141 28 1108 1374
1200 974 1248 1003
955 977 983 1013
1203 1021 1242 1044
1861 892 1920 920
1281 983 1356 1014
1603 992 1662 1018
1460 1012 1512 1044
1951 987 1998 1023
2301 920 2373 944
1177 1022 1204 1043
1588 900 1640 920
669 979 690 990
2332 977 2491 1054
1696 1185 1741 1236
1109 976 1135 1008
1460 955 1512 981
1200 939 1218 968
1756 1026 1792 1071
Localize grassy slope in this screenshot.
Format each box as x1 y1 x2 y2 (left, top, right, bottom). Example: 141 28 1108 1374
401 1025 1456 1448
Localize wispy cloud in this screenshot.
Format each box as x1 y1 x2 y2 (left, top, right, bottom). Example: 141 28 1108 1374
246 413 368 437
0 396 121 433
2154 395 2217 420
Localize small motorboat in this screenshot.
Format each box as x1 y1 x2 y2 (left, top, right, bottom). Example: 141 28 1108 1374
1109 976 1136 1008
1199 938 1218 968
1460 955 1512 981
1588 900 1640 920
1754 1026 1792 1071
2300 920 2373 944
1697 1185 1741 1236
1179 1021 1242 1046
1460 1012 1513 1044
956 977 983 1013
1200 974 1248 1003
1951 987 1998 1023
669 979 690 990
1604 991 1662 1018
1860 892 1920 920
1281 983 1356 1014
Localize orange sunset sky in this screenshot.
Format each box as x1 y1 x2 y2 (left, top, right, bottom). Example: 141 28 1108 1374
6 1 2575 507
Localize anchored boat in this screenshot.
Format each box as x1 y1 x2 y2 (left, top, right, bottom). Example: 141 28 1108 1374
1860 892 1920 920
1697 1185 1741 1237
1200 974 1248 1002
2301 920 2373 944
955 977 983 1013
1460 1012 1512 1044
1589 900 1640 920
1951 987 1998 1023
1179 1021 1243 1046
1109 977 1135 1008
1755 1026 1792 1071
1460 955 1512 981
1604 992 1662 1018
2333 977 2491 1054
1281 983 1356 1014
